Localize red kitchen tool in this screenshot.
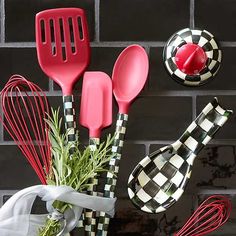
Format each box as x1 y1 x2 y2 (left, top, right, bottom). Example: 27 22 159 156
80 72 112 139
97 45 149 235
112 45 149 114
175 43 207 75
0 75 51 184
163 28 221 86
80 71 112 236
175 195 231 236
35 8 90 149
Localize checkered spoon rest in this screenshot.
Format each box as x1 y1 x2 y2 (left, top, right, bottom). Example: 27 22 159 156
128 98 232 213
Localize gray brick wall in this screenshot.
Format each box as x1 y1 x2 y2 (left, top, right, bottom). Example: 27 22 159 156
0 0 235 235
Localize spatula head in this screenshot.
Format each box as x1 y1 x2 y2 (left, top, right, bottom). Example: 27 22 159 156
35 8 90 95
80 72 113 138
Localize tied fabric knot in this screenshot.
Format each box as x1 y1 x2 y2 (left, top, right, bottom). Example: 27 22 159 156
0 185 116 236
48 209 64 221
47 209 66 236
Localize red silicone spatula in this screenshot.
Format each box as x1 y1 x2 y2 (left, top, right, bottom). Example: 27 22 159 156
80 71 112 236
35 8 90 149
80 72 112 140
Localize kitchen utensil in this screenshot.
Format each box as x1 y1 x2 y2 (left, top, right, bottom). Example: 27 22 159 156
175 195 231 236
97 45 149 236
80 72 112 141
0 75 51 184
80 71 112 236
36 8 90 150
163 28 221 86
128 98 232 213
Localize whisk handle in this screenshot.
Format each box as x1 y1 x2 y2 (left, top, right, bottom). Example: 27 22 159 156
63 95 77 149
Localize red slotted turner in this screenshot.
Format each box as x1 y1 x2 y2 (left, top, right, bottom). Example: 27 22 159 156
35 8 90 149
80 72 113 236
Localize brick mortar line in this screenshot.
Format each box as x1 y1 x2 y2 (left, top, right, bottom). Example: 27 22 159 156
5 90 236 97
144 46 151 91
0 42 165 47
144 143 150 156
48 80 54 92
94 0 100 42
0 0 5 43
192 95 197 119
1 139 236 145
220 41 236 47
140 91 236 96
197 189 236 195
190 0 195 29
1 41 236 47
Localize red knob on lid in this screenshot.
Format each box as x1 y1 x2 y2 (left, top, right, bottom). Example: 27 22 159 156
175 43 207 75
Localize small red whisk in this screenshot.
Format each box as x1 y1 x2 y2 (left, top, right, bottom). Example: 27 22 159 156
175 195 232 236
0 75 51 184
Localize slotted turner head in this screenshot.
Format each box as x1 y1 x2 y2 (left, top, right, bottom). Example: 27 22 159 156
80 72 113 138
35 8 90 95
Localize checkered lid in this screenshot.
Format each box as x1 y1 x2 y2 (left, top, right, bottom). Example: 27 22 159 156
128 98 232 213
163 28 222 86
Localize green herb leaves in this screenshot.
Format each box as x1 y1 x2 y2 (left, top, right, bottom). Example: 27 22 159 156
45 108 114 192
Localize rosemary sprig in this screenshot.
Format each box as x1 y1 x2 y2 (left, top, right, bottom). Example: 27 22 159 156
38 108 114 236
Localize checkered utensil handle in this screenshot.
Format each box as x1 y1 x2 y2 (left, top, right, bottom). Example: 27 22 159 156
63 95 77 153
64 94 83 231
84 137 100 236
128 97 232 214
96 113 128 236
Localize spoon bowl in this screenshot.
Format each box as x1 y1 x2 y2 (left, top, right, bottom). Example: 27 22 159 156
112 45 149 114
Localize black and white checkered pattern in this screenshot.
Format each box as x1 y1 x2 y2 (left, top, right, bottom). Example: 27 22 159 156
163 28 222 86
63 95 83 229
128 98 232 213
97 113 128 236
84 137 100 236
63 95 76 151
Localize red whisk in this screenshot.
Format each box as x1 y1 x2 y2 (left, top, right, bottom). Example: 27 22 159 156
0 75 51 184
175 195 232 236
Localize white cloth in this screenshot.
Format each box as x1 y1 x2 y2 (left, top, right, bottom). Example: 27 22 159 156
0 185 116 236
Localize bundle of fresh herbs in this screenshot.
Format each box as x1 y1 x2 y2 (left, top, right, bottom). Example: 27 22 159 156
38 109 114 236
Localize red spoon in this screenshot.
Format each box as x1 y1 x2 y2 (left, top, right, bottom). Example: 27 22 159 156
97 44 149 235
35 8 90 149
80 71 112 236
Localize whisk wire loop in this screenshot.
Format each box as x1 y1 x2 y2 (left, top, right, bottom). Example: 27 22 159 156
175 195 231 236
0 75 51 184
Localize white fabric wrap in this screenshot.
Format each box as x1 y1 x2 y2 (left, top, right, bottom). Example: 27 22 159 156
0 185 116 236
